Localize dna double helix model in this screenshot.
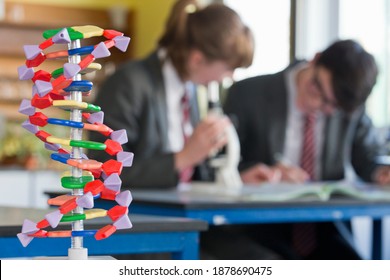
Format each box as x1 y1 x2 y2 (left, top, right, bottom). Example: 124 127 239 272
16 25 133 259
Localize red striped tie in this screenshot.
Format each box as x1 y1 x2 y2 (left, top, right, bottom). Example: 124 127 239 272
300 113 316 179
293 112 317 258
179 92 194 182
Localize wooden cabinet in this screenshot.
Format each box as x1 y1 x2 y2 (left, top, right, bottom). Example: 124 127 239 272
0 1 134 120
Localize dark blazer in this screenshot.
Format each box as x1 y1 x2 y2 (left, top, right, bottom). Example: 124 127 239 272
224 64 383 182
88 52 210 189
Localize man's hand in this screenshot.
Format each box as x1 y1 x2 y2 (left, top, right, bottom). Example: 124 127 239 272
373 166 390 186
240 163 281 184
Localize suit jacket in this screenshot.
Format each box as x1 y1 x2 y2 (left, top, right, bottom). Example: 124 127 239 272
223 64 384 182
88 52 212 189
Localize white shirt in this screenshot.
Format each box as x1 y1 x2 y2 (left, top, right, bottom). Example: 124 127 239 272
158 49 193 152
284 63 325 180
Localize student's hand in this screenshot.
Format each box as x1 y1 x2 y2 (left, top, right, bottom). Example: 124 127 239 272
174 115 230 171
372 166 390 186
272 162 309 183
240 164 281 184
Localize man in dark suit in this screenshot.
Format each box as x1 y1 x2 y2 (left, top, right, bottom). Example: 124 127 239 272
223 39 390 259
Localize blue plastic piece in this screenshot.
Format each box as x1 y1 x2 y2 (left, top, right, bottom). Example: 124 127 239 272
48 118 84 128
63 80 93 92
51 153 70 164
68 45 94 56
71 230 97 237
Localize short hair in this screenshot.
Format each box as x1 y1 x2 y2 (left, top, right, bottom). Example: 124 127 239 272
315 39 378 113
158 0 254 79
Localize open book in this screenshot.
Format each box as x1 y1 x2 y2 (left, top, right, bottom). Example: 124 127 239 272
242 181 390 202
183 180 390 202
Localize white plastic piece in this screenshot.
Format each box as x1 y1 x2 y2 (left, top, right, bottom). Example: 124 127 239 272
68 247 88 260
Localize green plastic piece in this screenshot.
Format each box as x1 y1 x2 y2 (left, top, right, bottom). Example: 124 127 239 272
61 175 94 189
51 68 63 78
43 27 83 40
86 103 101 113
61 213 86 222
70 140 106 150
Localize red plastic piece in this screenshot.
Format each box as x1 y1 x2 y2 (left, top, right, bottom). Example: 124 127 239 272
79 54 95 70
58 148 69 154
29 112 48 127
31 94 53 109
104 39 115 49
102 159 123 176
59 197 77 214
84 179 105 196
35 130 51 142
104 139 123 156
32 70 52 83
26 53 46 68
37 219 50 229
95 224 116 240
28 230 48 238
49 92 65 101
103 29 123 39
101 188 117 200
90 168 102 178
52 75 72 91
107 205 128 221
39 38 54 50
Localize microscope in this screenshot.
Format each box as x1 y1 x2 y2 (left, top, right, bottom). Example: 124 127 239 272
207 81 243 192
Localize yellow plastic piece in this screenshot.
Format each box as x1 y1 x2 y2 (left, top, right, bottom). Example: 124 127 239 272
80 63 102 74
53 100 89 110
62 170 93 177
46 136 71 146
72 25 104 39
85 209 107 219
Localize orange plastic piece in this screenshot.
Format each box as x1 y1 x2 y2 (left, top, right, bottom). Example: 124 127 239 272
67 159 102 170
104 139 123 156
102 159 123 176
48 194 75 206
59 197 77 214
95 224 116 240
107 205 128 221
47 231 72 237
37 219 50 229
84 179 104 196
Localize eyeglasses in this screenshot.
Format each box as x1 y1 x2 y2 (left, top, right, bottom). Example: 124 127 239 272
312 70 338 109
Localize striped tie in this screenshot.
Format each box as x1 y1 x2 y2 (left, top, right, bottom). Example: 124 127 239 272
293 112 317 258
300 113 316 179
179 92 194 182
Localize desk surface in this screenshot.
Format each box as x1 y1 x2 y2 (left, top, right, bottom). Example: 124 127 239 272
0 206 207 236
0 206 207 259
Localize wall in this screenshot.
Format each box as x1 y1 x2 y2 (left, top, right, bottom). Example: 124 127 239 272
5 0 176 58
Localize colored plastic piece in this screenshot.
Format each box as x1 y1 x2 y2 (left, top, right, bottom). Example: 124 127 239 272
16 25 134 258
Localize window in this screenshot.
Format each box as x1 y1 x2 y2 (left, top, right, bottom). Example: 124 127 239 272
339 0 390 127
224 0 291 81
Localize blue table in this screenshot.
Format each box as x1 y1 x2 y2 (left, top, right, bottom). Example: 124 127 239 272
125 188 390 260
0 206 207 260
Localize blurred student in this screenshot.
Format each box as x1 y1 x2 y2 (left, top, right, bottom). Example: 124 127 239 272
224 39 390 259
88 0 254 189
